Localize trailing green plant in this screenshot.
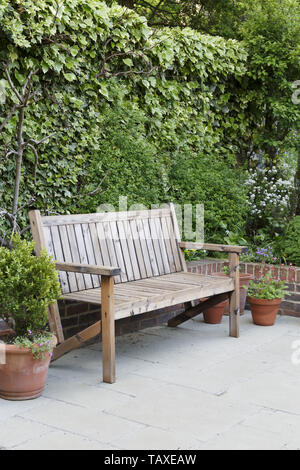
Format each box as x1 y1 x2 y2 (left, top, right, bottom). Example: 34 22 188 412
246 270 288 300
13 331 56 359
0 235 61 339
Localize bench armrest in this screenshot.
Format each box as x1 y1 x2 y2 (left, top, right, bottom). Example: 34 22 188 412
55 262 121 277
179 242 247 254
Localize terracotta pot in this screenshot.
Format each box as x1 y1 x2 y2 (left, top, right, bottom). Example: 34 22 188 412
203 300 227 324
248 297 282 326
216 273 253 315
0 336 57 401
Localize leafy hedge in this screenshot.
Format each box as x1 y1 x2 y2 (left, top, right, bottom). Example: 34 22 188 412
1 0 251 243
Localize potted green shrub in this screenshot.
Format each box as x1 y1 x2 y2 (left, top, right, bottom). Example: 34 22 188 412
0 236 61 400
246 271 287 326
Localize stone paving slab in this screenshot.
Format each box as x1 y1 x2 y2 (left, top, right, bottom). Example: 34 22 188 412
1 313 300 450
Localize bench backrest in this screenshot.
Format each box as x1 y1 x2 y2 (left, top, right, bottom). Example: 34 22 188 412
29 205 185 294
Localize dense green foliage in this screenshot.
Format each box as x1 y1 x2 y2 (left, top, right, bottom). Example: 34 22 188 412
0 0 250 244
0 0 299 263
0 236 61 337
117 0 300 223
283 216 300 266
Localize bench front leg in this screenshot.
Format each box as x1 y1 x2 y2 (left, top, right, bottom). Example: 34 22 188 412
101 275 116 384
229 253 240 338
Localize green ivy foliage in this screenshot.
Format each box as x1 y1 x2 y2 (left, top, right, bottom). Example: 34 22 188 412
0 0 252 244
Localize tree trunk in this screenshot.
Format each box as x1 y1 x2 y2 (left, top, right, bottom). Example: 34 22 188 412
12 106 25 232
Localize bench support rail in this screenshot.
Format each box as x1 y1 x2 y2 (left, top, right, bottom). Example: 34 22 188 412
168 292 230 328
229 253 240 338
52 321 101 361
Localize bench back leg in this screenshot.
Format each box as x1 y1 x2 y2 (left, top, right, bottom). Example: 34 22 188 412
101 275 116 383
229 253 240 338
29 210 64 344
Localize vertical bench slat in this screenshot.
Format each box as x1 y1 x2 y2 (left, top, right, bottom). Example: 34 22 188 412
38 206 185 294
73 224 93 289
44 226 69 293
90 223 121 285
170 203 187 272
107 221 128 283
142 217 160 277
148 217 164 275
58 225 78 293
165 216 182 272
95 222 113 274
129 219 147 279
154 217 171 275
66 225 86 291
116 220 135 282
160 216 176 273
124 219 141 280
134 218 153 278
82 223 101 288
50 225 70 294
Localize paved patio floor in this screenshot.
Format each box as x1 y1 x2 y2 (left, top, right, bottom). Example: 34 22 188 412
1 312 300 450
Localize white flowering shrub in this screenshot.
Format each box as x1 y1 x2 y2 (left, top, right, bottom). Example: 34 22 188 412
245 165 294 222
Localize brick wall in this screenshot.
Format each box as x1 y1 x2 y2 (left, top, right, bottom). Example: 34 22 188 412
239 262 300 318
1 259 299 338
58 299 186 340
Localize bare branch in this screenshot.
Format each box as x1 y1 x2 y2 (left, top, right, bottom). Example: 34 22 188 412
3 63 22 103
27 84 42 102
4 149 18 160
21 69 38 97
16 197 35 214
23 132 57 149
28 143 39 183
20 225 31 236
99 65 158 79
0 104 21 133
0 208 14 225
74 173 108 199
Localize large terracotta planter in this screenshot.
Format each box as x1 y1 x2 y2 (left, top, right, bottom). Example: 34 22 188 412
248 297 282 326
203 300 227 324
0 336 57 401
216 273 253 315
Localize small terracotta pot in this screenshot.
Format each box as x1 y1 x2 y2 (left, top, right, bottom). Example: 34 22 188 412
203 300 227 324
0 336 57 401
216 273 253 315
248 297 282 326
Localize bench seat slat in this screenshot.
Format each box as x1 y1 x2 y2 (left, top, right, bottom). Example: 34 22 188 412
63 273 234 320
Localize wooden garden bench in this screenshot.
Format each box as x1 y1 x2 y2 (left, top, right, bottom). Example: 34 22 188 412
29 205 247 384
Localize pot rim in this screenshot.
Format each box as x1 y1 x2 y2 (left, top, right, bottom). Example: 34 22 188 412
1 334 57 354
248 297 282 304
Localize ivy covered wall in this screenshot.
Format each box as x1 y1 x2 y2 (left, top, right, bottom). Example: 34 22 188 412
0 0 260 243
